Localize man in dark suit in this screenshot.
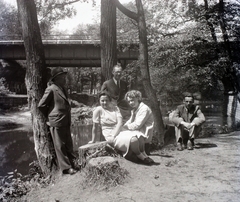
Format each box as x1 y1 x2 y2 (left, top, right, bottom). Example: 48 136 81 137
101 64 130 120
172 92 205 151
38 67 77 175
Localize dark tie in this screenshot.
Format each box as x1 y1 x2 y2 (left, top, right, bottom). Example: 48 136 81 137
117 80 120 89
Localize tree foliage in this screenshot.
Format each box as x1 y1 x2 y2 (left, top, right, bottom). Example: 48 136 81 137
0 0 21 39
145 0 240 101
36 0 77 35
71 23 100 40
67 67 101 93
0 0 78 38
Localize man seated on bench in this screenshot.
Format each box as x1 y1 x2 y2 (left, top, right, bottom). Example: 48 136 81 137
171 92 205 151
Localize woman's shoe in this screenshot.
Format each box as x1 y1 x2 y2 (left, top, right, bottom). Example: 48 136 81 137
63 168 77 175
142 157 155 165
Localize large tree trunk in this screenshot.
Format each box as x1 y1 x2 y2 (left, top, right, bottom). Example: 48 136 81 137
17 0 57 176
100 0 117 82
135 0 165 144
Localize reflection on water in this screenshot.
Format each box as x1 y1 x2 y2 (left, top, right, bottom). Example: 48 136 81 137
0 102 239 177
71 122 102 151
71 124 92 151
0 130 36 176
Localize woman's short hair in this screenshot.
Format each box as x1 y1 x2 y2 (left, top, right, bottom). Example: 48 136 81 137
125 90 142 102
99 91 112 101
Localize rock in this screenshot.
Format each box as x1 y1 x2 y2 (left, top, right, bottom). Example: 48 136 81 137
78 141 118 168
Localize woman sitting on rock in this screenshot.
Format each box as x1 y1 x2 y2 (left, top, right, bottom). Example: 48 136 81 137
89 91 154 165
89 91 123 144
117 90 155 164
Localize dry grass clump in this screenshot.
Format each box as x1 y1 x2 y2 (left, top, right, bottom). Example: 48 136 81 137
83 161 129 190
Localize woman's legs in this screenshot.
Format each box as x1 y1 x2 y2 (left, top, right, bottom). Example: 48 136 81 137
129 136 146 160
138 136 148 158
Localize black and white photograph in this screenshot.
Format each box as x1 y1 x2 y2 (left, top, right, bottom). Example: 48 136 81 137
0 0 239 201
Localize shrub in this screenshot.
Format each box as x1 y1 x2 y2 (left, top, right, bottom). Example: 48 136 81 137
0 161 52 202
0 78 12 96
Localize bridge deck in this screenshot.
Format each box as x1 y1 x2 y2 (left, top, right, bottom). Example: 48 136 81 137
0 40 139 67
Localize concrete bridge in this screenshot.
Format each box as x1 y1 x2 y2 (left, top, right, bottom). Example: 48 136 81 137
0 39 139 67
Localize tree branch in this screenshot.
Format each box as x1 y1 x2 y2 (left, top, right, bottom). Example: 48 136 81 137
55 0 80 7
113 0 138 21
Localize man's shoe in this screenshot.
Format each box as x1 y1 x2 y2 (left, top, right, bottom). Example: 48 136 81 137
63 168 77 175
191 138 195 147
177 142 183 151
187 140 193 150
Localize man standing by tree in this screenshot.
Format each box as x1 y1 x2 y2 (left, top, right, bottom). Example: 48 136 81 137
38 67 77 175
171 92 205 151
101 64 131 121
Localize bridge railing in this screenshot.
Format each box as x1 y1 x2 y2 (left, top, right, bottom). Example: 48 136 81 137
0 35 139 44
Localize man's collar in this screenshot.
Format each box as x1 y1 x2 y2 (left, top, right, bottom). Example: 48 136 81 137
113 77 118 85
184 105 195 111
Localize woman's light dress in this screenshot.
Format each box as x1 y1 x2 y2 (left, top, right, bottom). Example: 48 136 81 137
93 106 143 156
116 102 154 156
92 106 122 142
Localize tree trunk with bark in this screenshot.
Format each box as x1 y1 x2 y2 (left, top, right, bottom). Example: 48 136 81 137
135 0 165 144
114 0 165 144
17 0 57 176
100 0 117 82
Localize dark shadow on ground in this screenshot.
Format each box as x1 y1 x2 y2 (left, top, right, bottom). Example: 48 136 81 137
150 154 174 158
125 154 161 166
194 143 218 149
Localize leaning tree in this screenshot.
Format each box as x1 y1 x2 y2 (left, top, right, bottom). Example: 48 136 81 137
113 0 165 144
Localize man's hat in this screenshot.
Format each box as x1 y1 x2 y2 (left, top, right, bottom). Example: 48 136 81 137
50 67 67 80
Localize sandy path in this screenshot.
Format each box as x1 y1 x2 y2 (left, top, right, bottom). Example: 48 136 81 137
23 131 240 202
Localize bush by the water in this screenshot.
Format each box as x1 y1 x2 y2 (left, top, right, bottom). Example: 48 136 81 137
0 161 52 202
0 78 12 96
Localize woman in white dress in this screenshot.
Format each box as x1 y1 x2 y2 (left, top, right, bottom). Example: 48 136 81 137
89 92 123 144
116 90 154 164
89 91 154 165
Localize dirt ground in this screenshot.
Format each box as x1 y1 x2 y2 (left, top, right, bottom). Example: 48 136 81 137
1 110 240 202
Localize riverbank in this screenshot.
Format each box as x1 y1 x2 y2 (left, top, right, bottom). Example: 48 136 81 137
21 131 240 202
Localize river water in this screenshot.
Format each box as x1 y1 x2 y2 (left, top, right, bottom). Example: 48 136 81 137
0 102 239 177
